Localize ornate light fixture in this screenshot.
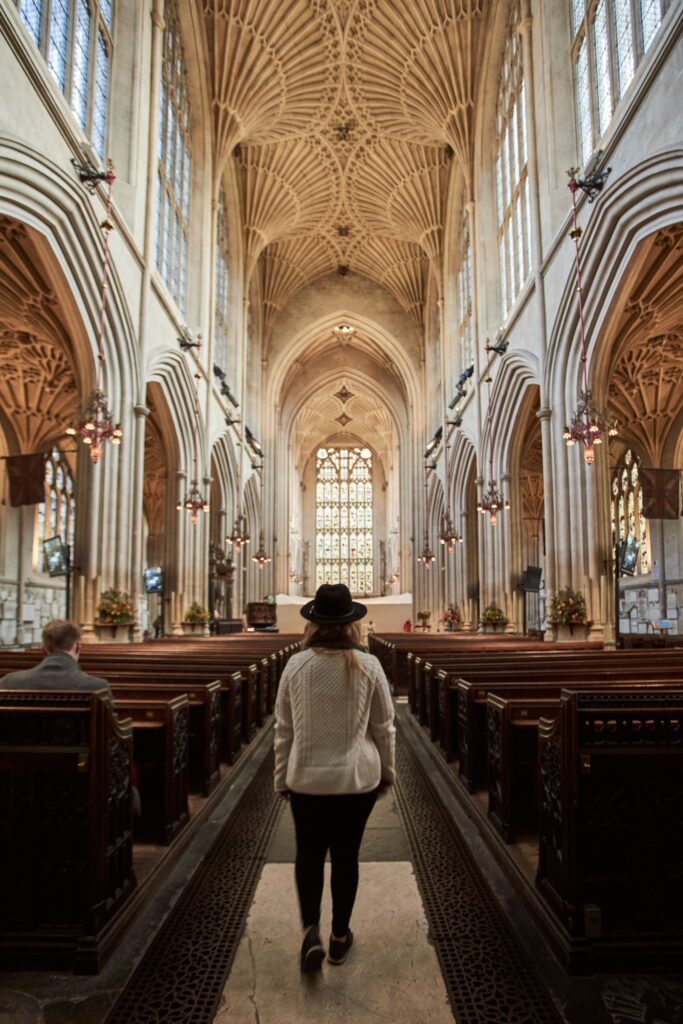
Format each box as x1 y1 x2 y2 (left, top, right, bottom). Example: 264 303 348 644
418 465 435 567
563 168 618 464
66 162 122 462
439 514 462 552
226 512 250 552
477 369 509 526
440 417 462 552
226 414 249 552
252 460 271 570
177 373 209 524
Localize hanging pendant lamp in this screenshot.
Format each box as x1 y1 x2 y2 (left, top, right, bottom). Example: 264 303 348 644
562 169 617 464
418 464 435 566
66 162 122 461
252 459 270 569
177 373 209 523
477 368 509 526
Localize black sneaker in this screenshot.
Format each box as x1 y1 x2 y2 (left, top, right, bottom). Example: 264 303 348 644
300 926 325 973
327 929 353 965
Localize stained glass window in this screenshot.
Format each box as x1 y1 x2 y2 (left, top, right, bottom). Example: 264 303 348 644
611 449 650 574
495 0 530 320
156 0 191 313
35 448 75 573
316 447 373 596
456 202 473 373
571 0 668 168
18 1 113 158
214 187 230 374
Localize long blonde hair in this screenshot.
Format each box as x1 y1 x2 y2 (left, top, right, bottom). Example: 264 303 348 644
301 620 364 683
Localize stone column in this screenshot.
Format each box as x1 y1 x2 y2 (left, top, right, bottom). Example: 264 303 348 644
501 473 515 627
537 406 557 599
129 403 149 641
172 470 187 634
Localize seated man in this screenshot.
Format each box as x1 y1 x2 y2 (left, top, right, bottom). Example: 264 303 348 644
0 619 112 698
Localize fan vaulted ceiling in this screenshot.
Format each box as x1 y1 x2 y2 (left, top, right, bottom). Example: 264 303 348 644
202 0 488 328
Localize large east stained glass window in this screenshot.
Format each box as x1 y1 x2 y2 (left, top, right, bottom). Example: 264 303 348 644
155 0 190 313
18 0 113 159
316 447 373 596
35 447 75 573
571 0 669 168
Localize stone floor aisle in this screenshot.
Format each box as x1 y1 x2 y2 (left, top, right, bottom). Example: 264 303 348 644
212 789 455 1024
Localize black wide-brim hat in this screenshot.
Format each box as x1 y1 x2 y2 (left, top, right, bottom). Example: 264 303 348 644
300 583 367 624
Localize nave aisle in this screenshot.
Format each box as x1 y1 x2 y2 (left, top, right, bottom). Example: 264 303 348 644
213 784 453 1024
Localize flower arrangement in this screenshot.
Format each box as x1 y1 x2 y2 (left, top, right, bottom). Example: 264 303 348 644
442 604 463 629
96 588 135 624
184 601 210 625
481 604 508 627
416 610 431 625
548 587 587 625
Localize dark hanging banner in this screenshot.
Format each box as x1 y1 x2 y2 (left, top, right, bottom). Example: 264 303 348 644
640 468 681 520
5 453 46 507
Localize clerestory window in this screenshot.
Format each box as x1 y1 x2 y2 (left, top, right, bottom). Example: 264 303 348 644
456 201 474 374
495 0 531 321
18 0 113 159
315 447 373 596
572 0 670 168
214 186 230 376
155 0 190 313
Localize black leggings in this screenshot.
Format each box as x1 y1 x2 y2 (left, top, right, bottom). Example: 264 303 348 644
289 788 378 936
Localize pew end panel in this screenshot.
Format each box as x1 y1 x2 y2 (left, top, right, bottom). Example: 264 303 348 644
487 695 560 843
537 688 683 971
0 690 136 973
220 671 243 764
116 695 190 845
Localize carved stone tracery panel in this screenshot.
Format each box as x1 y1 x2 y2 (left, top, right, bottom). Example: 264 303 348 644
607 227 683 465
0 219 79 452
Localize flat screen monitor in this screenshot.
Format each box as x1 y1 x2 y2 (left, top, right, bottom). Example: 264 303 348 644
144 567 164 594
522 566 543 592
618 537 639 577
43 535 67 577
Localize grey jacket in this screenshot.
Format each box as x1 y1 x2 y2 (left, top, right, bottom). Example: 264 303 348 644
0 651 112 696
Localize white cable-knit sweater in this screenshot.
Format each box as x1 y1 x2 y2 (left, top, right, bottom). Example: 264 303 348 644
273 647 396 795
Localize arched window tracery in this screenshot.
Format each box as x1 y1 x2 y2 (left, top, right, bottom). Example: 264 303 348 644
495 0 530 321
571 0 669 168
35 447 75 573
316 447 373 596
214 187 230 376
156 0 190 313
18 0 113 158
456 202 473 373
611 448 650 574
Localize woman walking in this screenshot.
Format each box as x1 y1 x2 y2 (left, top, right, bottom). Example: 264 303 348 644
274 583 396 972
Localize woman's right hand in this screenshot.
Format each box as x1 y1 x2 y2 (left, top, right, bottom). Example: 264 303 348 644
377 781 392 798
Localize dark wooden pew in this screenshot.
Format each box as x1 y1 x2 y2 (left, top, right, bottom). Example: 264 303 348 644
414 648 683 774
0 689 136 973
456 664 683 792
536 686 683 971
113 694 189 845
80 647 270 738
111 679 220 795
